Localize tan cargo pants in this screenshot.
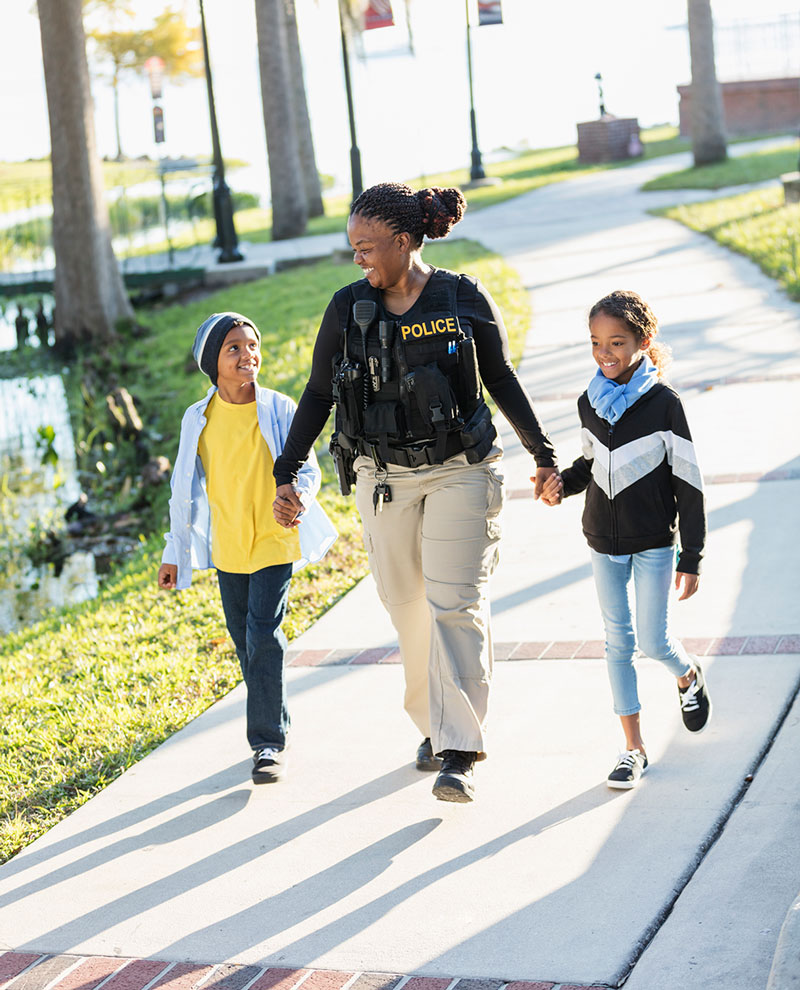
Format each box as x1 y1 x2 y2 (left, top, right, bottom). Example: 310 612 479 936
354 447 504 757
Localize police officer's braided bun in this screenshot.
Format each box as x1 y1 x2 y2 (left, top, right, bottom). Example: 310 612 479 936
351 181 467 247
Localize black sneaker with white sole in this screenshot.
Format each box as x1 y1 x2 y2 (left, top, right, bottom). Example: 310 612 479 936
607 749 648 789
432 750 477 803
252 746 287 784
679 659 712 733
416 737 443 772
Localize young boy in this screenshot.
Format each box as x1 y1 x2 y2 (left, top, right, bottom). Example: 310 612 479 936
158 312 337 783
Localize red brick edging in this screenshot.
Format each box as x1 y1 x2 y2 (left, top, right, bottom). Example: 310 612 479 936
287 634 800 667
0 953 606 990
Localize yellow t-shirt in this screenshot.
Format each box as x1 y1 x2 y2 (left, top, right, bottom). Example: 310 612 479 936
198 393 301 572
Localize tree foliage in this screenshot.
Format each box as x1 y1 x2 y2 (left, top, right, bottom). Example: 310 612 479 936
82 0 203 159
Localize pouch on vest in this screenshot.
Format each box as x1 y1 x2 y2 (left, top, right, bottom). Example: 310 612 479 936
457 335 481 407
460 402 497 463
331 352 365 438
408 363 459 432
363 401 403 438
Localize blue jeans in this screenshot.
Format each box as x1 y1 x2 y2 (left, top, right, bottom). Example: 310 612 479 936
590 547 693 716
217 563 292 751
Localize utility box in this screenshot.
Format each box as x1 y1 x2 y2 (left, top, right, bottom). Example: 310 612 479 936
577 116 643 163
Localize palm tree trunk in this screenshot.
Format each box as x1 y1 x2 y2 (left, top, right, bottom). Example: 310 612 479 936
112 65 123 161
254 0 308 240
284 0 324 218
687 0 727 166
37 0 134 353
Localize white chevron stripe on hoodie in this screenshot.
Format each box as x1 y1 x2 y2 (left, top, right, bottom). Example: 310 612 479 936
581 428 703 499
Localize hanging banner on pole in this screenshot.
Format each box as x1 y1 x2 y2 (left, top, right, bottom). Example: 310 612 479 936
477 1 502 25
364 0 394 30
152 104 165 143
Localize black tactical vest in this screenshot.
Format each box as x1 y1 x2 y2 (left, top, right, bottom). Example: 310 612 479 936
332 269 495 465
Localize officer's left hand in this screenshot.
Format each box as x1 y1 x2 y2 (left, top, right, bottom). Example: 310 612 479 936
273 483 304 528
531 466 558 501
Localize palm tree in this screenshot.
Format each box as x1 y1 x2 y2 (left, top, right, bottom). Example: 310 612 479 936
285 0 324 218
687 0 727 166
37 0 134 353
254 0 308 240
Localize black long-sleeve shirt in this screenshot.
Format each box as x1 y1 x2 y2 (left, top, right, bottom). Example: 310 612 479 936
274 269 556 485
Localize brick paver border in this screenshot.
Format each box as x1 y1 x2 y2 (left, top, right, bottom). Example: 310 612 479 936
0 955 606 990
287 634 800 667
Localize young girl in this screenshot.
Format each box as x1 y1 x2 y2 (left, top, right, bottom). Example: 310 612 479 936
158 312 337 784
542 290 711 788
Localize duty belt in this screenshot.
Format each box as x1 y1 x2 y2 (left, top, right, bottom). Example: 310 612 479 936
358 432 465 468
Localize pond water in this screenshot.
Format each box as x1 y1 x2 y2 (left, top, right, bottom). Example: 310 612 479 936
0 295 54 352
0 374 98 635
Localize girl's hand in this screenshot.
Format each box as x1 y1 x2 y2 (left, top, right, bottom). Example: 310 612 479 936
536 471 563 506
274 483 305 528
158 563 177 590
675 571 699 600
531 466 559 501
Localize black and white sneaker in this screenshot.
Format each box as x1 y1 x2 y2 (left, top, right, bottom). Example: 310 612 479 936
416 737 443 772
252 746 287 784
607 749 648 789
679 660 712 733
432 750 477 803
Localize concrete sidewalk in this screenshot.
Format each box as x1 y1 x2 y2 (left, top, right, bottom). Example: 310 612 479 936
1 142 799 990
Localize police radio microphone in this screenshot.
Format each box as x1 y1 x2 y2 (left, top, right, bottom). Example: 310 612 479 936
378 320 394 383
352 301 376 403
352 300 376 336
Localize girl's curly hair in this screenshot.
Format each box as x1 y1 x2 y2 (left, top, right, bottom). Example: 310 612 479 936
589 289 671 379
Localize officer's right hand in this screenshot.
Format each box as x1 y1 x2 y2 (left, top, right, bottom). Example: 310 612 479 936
158 563 177 590
274 483 304 528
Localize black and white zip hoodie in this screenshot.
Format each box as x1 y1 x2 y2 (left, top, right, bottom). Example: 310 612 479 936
560 382 706 574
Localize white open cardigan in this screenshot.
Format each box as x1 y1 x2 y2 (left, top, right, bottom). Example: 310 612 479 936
161 384 337 590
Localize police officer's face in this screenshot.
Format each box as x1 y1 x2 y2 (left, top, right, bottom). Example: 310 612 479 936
348 213 407 290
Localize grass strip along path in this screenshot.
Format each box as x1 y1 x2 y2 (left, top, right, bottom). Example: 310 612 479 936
649 141 800 300
0 239 530 864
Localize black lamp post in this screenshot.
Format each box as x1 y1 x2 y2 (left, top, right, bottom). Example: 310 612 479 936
338 4 363 204
198 0 242 263
465 0 486 182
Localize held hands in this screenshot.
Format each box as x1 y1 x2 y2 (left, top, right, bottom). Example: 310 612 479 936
157 563 177 590
535 469 564 506
273 483 305 528
675 571 699 601
531 466 560 502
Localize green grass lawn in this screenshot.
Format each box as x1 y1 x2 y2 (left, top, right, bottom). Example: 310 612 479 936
655 184 800 299
0 238 531 863
0 158 242 212
642 141 799 191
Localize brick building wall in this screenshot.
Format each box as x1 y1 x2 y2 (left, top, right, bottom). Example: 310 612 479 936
576 116 642 163
678 77 800 136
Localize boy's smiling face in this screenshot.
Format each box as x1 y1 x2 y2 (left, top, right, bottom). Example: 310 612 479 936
215 323 261 401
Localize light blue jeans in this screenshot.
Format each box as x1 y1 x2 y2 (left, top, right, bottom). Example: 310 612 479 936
590 546 693 716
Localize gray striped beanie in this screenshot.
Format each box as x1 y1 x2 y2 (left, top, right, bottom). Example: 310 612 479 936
192 312 260 384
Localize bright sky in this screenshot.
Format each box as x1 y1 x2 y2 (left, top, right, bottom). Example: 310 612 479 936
2 0 798 196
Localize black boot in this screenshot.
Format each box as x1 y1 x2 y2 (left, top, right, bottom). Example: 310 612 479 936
432 750 477 803
416 737 443 772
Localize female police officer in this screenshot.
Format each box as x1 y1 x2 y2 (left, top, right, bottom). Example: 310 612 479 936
273 182 557 803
